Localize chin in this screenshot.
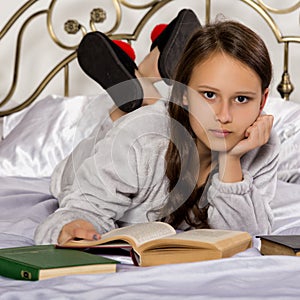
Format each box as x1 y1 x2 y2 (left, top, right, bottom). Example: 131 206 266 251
208 142 235 153
206 135 243 153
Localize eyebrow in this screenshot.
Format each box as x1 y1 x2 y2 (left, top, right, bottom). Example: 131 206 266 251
196 85 258 96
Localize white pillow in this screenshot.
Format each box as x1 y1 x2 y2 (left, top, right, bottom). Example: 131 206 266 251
264 97 300 142
264 97 300 183
2 104 32 139
1 95 299 180
271 180 300 234
0 94 113 177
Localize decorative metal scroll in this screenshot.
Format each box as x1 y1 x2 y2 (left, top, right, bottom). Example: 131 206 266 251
239 0 299 100
0 0 299 116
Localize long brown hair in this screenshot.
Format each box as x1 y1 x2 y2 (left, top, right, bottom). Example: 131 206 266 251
163 20 272 228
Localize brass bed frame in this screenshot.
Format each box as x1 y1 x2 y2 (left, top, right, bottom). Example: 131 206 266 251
0 0 299 117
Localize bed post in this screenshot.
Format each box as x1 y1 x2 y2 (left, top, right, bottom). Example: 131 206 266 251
205 0 211 24
277 42 294 100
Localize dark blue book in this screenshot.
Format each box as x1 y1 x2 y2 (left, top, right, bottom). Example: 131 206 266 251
257 235 300 256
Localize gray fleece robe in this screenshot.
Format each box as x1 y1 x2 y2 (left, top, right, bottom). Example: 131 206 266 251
34 100 280 244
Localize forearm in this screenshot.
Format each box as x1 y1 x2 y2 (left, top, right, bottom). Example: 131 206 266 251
207 171 274 235
218 152 243 183
34 203 119 245
208 130 279 235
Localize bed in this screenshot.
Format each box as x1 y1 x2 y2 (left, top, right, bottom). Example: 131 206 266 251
1 0 300 299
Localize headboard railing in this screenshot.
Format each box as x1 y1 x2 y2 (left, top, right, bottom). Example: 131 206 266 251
0 0 299 116
233 0 300 100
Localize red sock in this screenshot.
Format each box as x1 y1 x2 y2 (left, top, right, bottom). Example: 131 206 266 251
113 40 136 61
150 24 168 42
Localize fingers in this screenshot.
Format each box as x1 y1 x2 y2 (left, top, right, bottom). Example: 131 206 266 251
229 114 273 158
245 114 273 146
58 219 101 245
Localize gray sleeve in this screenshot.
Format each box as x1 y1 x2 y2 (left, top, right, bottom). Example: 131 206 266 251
207 136 279 236
35 129 140 244
35 102 169 245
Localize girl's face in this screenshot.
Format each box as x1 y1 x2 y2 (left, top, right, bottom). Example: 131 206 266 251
185 51 268 153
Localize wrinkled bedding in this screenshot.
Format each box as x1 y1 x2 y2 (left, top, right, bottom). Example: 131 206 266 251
1 176 300 299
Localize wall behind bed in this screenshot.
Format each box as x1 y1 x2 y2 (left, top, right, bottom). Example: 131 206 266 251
0 0 299 110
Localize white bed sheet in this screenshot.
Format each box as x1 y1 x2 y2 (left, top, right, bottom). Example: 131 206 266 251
1 176 300 299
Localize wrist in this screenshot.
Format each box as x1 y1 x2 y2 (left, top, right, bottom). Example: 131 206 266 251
218 153 243 183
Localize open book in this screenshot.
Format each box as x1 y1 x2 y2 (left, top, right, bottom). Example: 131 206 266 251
61 222 252 267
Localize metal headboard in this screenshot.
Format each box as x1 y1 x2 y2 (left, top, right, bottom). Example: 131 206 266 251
0 0 299 117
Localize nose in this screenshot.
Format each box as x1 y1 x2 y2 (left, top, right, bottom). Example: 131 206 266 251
214 102 232 123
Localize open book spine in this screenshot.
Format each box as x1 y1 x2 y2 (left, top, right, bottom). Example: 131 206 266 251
129 249 140 266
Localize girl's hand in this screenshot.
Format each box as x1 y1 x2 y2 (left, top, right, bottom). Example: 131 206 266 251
229 114 274 158
218 114 273 183
58 219 101 245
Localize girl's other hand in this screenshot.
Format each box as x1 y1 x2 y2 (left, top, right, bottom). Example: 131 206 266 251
229 114 274 158
218 114 273 183
58 219 101 245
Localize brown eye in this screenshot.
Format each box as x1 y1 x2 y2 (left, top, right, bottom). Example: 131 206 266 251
235 96 248 103
204 92 216 99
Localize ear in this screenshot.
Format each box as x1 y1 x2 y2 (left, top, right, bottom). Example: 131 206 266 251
259 88 269 113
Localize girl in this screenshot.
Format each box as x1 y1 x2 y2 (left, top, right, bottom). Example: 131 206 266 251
35 18 279 245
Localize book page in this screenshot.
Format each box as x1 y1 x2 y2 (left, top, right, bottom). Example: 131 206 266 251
139 229 251 253
139 229 248 251
101 222 176 247
62 222 176 248
169 229 243 243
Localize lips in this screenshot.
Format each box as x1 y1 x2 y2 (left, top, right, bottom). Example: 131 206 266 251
209 129 231 138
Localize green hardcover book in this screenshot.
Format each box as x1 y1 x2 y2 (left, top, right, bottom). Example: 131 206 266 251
0 245 119 281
